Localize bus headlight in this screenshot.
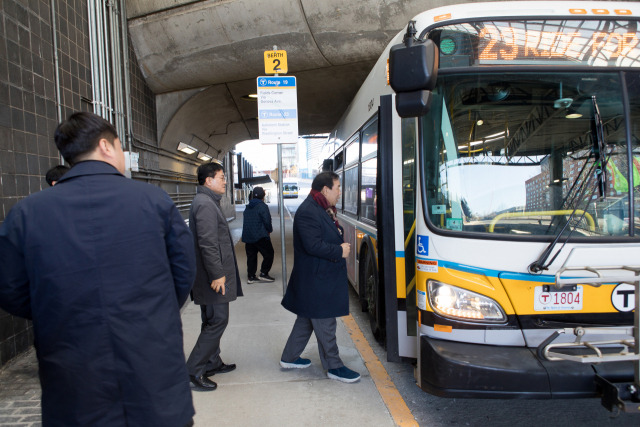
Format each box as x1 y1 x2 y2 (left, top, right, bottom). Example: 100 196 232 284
427 280 506 323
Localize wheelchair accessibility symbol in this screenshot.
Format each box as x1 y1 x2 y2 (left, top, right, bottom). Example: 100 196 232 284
417 235 428 255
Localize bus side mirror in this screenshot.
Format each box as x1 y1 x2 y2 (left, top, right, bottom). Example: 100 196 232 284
389 40 438 93
389 22 439 118
322 159 334 171
395 90 432 118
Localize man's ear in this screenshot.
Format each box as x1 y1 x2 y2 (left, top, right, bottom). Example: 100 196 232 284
97 138 112 156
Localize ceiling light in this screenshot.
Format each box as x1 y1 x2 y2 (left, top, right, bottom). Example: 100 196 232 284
485 131 505 138
198 153 212 161
177 142 197 155
483 136 505 143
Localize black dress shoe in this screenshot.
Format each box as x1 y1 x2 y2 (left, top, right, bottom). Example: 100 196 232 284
189 375 217 391
205 363 236 377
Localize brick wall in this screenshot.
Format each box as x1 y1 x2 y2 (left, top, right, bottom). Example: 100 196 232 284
0 0 161 367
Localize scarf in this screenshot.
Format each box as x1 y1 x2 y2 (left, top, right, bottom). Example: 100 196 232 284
310 189 341 234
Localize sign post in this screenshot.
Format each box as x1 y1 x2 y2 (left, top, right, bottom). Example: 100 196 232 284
258 47 297 294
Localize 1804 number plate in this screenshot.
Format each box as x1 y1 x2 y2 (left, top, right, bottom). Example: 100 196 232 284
534 285 583 311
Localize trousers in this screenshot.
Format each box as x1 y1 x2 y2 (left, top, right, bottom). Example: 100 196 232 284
245 237 274 276
186 302 229 377
281 316 343 370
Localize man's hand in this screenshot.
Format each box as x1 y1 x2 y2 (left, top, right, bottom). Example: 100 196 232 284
341 243 351 258
211 277 226 295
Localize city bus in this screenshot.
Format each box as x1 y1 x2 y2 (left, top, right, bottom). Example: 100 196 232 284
322 1 640 408
282 180 299 198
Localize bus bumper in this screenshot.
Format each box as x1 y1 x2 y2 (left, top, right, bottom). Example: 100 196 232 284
419 336 634 398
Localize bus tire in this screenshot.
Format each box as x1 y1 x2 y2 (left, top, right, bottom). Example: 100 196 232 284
363 249 385 342
358 259 369 312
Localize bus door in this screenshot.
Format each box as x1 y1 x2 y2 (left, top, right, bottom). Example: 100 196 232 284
379 95 419 360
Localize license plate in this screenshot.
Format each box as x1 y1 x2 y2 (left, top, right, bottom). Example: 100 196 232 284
533 285 583 311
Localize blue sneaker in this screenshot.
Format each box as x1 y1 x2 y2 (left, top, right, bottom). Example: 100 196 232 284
327 366 360 383
280 357 311 369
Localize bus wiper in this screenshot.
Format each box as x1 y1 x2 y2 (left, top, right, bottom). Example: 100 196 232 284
528 97 608 274
528 200 593 274
591 96 608 199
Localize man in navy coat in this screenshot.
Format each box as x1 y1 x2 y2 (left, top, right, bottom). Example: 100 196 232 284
0 112 196 426
280 171 360 383
242 186 275 283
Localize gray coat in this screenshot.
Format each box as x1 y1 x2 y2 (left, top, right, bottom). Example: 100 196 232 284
189 185 243 304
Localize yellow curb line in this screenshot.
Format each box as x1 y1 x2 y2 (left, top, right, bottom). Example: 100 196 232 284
342 314 418 427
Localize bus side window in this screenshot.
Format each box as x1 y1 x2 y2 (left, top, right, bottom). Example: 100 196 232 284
361 118 378 222
344 166 359 215
361 157 377 222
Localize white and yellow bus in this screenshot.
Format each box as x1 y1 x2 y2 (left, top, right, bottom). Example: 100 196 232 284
323 1 640 407
282 180 299 198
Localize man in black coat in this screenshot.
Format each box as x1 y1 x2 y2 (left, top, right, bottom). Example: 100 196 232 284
44 164 69 186
242 186 275 283
186 161 243 391
280 171 361 383
0 112 196 426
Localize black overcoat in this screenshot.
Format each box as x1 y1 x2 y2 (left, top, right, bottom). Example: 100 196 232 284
0 161 196 426
241 197 273 243
281 194 349 318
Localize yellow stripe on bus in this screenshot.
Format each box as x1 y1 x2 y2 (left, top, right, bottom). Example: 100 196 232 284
396 257 407 298
416 267 517 315
500 277 619 315
416 267 623 316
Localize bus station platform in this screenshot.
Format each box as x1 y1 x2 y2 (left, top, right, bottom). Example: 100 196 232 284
0 202 411 427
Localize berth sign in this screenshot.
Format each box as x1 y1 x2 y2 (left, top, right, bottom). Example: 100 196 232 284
264 50 288 74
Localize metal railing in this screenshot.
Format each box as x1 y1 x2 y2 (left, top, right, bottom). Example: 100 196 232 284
538 265 640 412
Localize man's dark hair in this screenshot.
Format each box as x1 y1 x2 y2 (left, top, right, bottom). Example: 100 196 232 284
45 165 70 186
54 112 119 165
311 171 339 191
197 161 224 185
252 186 265 200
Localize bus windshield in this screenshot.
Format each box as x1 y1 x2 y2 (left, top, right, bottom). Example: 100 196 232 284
422 71 640 238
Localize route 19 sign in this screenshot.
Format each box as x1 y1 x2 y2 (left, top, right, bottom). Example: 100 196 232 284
257 76 298 144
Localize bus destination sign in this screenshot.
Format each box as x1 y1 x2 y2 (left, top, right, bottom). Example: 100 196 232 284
437 20 640 67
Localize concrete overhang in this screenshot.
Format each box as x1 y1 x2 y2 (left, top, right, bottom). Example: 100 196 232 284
126 0 456 157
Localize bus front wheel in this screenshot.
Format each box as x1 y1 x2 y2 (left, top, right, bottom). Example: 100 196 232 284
363 250 385 343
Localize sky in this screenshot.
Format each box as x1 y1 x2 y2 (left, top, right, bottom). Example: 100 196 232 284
235 139 278 170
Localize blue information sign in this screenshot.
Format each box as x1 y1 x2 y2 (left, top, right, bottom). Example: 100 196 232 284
257 76 298 144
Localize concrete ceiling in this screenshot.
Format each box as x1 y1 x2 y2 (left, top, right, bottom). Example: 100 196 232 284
125 0 455 159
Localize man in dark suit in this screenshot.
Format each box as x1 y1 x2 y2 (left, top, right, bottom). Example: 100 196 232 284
280 171 360 383
0 112 196 426
186 161 243 391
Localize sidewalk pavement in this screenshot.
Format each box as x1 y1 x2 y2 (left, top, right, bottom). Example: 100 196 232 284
0 202 396 427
